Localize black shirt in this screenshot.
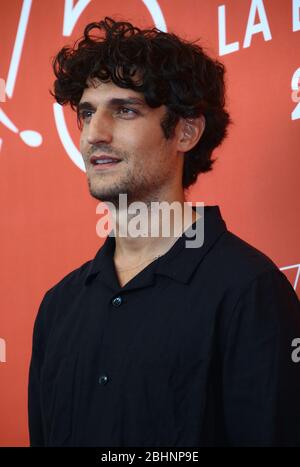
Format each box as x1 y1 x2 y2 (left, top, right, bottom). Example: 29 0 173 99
28 205 300 447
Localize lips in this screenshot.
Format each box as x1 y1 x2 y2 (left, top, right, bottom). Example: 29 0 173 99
90 155 122 165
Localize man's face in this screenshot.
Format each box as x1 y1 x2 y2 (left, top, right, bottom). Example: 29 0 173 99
79 79 183 206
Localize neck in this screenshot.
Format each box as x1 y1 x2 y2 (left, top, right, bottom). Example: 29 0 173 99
111 199 200 263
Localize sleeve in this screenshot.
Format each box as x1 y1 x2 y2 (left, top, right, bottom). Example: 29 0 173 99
222 268 300 446
28 290 53 447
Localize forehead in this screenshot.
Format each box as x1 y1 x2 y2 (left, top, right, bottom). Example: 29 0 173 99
79 79 146 104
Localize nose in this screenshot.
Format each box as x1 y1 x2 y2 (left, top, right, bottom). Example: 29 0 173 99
86 109 113 145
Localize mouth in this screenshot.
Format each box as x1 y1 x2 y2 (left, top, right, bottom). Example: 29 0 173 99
90 155 122 171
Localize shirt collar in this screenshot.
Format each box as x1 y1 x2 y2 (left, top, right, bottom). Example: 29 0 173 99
84 205 227 287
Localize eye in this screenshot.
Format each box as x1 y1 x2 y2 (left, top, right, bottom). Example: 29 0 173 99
117 107 138 117
78 109 94 122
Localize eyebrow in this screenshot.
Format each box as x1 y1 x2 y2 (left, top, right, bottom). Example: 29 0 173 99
77 97 146 113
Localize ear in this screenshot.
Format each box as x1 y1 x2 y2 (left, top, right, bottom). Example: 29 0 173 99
177 115 206 153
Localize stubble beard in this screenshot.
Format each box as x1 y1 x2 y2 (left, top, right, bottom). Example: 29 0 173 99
87 163 170 209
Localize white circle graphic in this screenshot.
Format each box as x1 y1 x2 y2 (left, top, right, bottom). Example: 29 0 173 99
53 0 167 172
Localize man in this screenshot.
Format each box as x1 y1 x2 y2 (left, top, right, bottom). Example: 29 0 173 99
28 17 300 447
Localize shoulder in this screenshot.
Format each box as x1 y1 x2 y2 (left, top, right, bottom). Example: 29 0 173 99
221 228 299 297
209 231 300 346
198 227 297 305
195 228 299 328
190 231 299 370
33 259 94 336
212 229 279 284
44 258 93 298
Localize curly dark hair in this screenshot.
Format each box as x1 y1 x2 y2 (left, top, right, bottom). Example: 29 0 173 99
51 17 233 190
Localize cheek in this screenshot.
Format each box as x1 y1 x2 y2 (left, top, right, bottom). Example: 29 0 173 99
79 133 89 156
79 135 84 152
125 126 166 153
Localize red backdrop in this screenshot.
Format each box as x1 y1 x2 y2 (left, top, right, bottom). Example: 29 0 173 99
0 0 299 446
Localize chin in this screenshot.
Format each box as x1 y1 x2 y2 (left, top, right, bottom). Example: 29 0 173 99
89 188 123 206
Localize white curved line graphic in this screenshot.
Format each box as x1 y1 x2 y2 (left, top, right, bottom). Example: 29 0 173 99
63 0 92 36
142 0 167 31
6 0 32 98
53 103 85 171
55 0 167 171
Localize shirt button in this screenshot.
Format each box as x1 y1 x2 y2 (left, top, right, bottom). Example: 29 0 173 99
99 374 109 385
112 296 122 307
